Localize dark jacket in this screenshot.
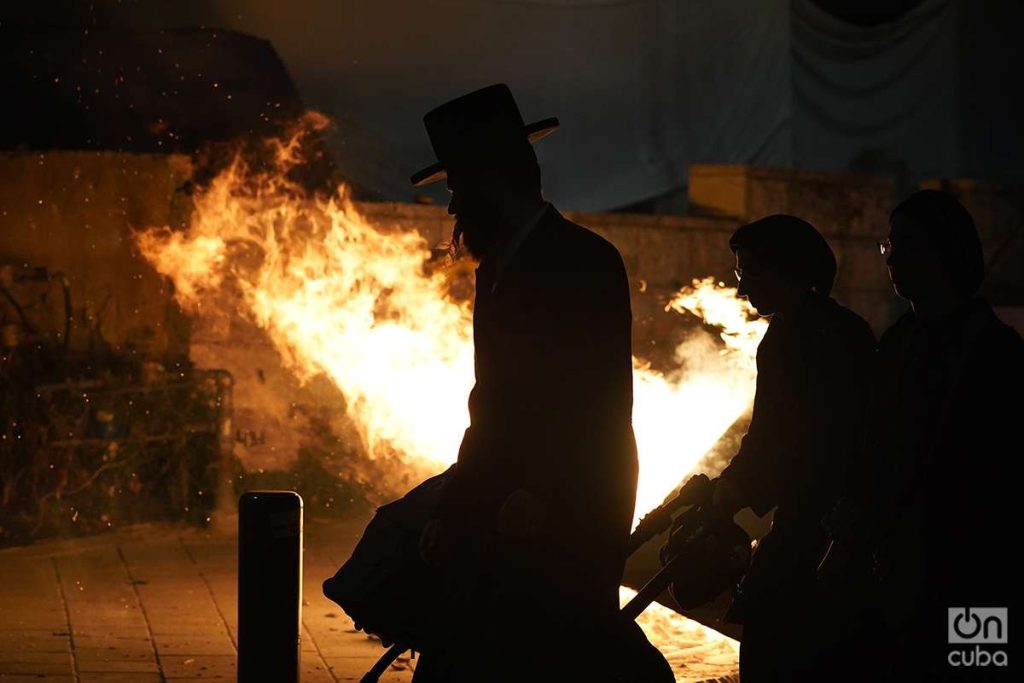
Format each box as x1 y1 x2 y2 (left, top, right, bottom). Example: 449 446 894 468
438 205 638 608
721 293 876 599
718 293 875 681
869 299 1022 628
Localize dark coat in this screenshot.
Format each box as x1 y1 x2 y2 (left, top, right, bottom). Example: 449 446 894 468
866 298 1022 664
419 206 668 682
438 205 637 604
722 292 876 544
719 293 876 680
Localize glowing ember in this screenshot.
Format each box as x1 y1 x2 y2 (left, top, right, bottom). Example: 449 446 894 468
135 115 767 670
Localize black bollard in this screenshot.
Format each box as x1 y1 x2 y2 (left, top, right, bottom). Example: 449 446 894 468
238 491 303 683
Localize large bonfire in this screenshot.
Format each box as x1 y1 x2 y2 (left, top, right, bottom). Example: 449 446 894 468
136 114 767 680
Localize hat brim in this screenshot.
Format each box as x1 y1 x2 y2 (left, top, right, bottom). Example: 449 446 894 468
410 117 559 187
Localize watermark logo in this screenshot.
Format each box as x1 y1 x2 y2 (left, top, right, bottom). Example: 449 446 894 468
948 608 1008 668
949 608 1007 644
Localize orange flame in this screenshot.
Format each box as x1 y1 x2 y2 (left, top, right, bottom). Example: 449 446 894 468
631 279 767 523
138 114 474 472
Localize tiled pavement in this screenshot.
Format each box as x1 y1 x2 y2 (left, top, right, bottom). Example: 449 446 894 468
0 516 415 682
0 517 740 682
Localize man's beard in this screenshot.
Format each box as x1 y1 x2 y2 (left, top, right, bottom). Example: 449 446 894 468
454 217 499 261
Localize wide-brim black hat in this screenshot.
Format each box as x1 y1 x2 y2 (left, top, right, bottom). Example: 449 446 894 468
410 83 558 187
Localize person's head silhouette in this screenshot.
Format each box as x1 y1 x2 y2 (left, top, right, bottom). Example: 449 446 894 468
729 214 836 317
411 84 558 260
881 190 983 316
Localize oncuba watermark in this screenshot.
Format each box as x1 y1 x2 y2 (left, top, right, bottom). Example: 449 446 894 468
948 607 1008 668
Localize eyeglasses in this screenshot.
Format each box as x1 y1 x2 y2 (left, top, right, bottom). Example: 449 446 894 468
733 268 767 282
879 234 935 258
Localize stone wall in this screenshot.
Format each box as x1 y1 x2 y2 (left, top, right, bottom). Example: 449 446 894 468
0 151 191 361
356 201 740 364
356 194 903 346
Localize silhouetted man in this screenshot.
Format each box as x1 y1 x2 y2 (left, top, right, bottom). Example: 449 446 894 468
708 215 876 680
847 191 1021 679
410 84 670 682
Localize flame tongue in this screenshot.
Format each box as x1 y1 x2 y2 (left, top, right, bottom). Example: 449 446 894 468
631 278 767 523
138 115 476 471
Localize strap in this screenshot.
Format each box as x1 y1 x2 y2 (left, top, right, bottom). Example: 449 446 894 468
359 644 408 683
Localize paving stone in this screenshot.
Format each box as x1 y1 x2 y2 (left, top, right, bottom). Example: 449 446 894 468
161 653 236 679
76 658 161 673
152 635 235 656
0 629 70 654
74 646 154 663
0 650 73 675
78 673 163 682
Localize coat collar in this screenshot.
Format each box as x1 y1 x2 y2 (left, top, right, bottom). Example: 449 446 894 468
476 202 556 294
